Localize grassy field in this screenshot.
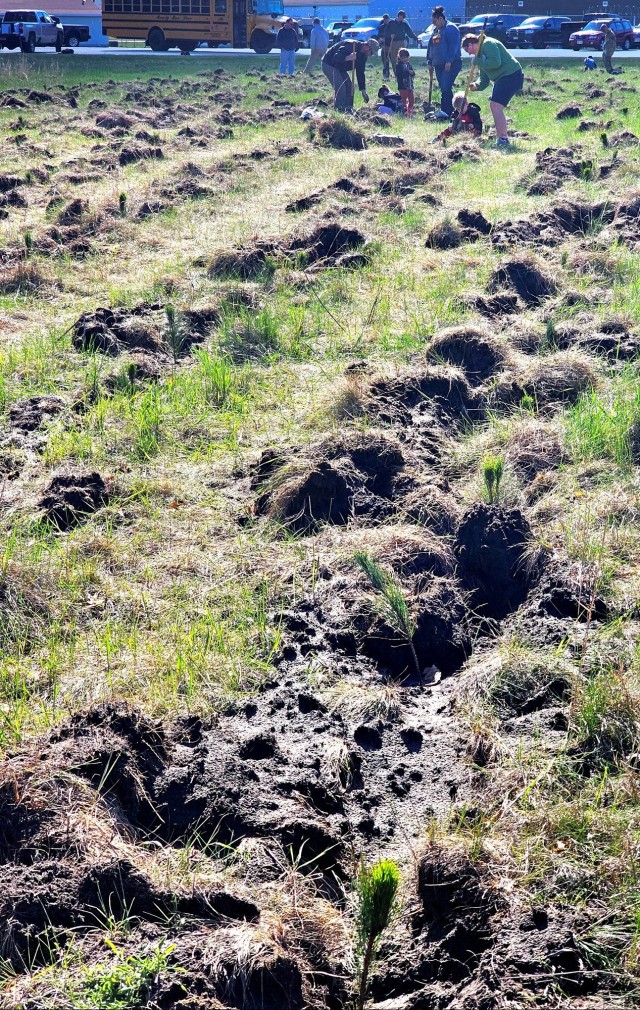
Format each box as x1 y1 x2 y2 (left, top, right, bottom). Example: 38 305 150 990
1 50 640 1010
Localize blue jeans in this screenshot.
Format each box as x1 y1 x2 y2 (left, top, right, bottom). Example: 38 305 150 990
435 57 462 116
280 49 295 75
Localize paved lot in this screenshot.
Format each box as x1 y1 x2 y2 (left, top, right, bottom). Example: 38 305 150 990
3 44 640 59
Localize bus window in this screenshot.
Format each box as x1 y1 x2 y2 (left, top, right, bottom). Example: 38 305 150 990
254 0 283 13
215 0 226 9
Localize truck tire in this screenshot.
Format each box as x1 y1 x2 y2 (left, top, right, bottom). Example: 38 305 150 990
66 33 81 47
623 37 631 50
21 33 36 52
178 39 198 53
250 29 273 53
147 27 168 51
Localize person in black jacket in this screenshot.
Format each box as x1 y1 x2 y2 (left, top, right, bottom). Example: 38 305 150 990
395 47 415 115
276 18 298 76
322 37 378 112
387 10 418 72
377 13 392 79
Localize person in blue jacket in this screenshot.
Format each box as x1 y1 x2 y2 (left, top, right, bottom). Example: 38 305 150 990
427 5 462 119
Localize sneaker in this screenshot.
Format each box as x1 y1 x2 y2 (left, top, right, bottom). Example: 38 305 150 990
496 137 510 147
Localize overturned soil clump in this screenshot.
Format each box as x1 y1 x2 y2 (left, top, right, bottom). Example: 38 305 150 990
490 257 557 307
427 326 507 382
38 471 109 529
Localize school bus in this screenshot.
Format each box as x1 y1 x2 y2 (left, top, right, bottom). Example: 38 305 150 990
102 0 294 54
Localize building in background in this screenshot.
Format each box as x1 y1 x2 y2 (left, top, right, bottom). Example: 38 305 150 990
0 0 107 43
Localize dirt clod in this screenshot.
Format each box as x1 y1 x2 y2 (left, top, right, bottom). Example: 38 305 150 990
38 471 109 529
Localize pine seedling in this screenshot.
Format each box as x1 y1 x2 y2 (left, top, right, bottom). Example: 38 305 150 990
119 192 128 217
165 304 187 364
482 454 504 505
354 551 420 678
354 858 400 1010
544 318 557 350
23 231 33 256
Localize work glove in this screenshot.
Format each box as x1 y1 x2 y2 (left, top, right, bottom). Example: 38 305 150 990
361 90 369 103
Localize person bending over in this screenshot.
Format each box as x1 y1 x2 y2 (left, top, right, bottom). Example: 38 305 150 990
322 37 378 112
463 32 523 147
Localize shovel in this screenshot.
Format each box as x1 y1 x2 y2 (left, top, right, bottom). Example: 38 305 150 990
425 64 434 112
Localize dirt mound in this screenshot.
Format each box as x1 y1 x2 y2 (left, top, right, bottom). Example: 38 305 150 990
71 303 204 358
253 431 407 532
208 243 275 280
506 422 565 480
118 144 164 166
368 366 481 429
95 110 134 130
457 207 492 235
490 257 557 307
314 117 366 150
280 526 471 678
286 221 367 267
38 471 109 529
57 197 88 225
491 355 595 411
556 103 581 119
0 174 22 193
455 504 532 622
425 218 463 250
427 327 506 381
8 394 65 432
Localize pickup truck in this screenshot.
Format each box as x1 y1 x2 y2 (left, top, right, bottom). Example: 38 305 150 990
0 9 63 51
51 15 90 47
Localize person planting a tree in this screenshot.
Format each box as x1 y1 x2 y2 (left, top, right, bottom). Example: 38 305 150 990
462 32 523 147
322 37 378 112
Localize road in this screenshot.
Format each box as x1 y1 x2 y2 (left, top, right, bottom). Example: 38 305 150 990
3 44 640 58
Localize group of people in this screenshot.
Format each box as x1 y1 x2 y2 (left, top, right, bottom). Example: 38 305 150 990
278 6 525 146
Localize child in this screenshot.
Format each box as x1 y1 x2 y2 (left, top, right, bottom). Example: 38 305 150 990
583 55 597 71
395 47 415 116
434 90 482 140
377 84 404 115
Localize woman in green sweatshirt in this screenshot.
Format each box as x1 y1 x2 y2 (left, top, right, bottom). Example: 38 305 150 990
462 34 523 147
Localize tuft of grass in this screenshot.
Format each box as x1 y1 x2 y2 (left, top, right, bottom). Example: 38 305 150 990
571 663 640 767
566 368 640 470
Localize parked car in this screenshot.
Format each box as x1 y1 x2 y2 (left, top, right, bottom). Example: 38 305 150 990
341 16 385 42
506 15 582 48
50 15 90 47
457 13 526 46
569 17 634 50
0 8 62 50
417 23 435 48
325 20 353 44
633 23 640 46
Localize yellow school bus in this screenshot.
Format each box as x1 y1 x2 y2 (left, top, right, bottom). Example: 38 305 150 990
102 0 293 54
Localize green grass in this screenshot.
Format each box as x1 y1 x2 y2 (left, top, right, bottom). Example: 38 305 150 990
566 366 640 470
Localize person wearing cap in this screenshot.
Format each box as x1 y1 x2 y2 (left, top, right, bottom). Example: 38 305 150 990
462 33 523 147
427 5 461 119
304 17 329 74
377 13 392 80
322 37 378 112
276 17 298 76
386 10 418 72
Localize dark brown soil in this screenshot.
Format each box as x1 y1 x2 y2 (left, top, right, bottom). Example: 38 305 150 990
38 471 109 529
427 327 506 381
489 257 557 307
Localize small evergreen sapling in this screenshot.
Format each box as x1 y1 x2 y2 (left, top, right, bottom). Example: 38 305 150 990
354 859 400 1010
354 551 420 678
482 454 504 505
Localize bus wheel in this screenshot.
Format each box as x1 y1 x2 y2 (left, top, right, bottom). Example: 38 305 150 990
147 27 169 51
178 39 198 53
250 29 273 53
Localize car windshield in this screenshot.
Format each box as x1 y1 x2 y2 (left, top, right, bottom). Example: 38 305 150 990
583 20 607 30
350 19 380 27
519 18 546 27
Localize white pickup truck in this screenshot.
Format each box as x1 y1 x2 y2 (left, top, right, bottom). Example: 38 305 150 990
0 9 64 51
